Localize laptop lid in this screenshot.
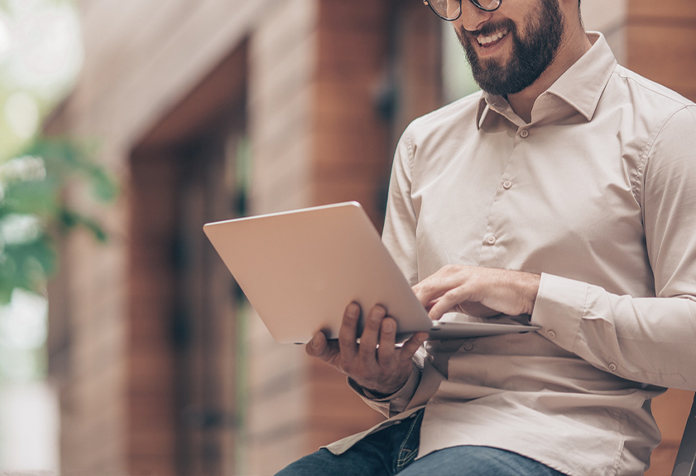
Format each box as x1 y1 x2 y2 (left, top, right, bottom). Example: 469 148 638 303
203 202 538 344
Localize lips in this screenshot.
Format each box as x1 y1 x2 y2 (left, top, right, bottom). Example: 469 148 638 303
477 29 508 47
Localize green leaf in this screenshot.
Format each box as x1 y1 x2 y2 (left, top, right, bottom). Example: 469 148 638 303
0 136 118 301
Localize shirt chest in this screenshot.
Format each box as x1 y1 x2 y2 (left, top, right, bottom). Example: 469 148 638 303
409 120 650 295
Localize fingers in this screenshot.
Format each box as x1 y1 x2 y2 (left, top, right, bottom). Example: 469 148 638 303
428 287 470 320
337 302 361 360
306 330 337 362
413 266 541 319
377 317 397 364
412 272 456 309
306 302 426 395
359 305 386 359
399 332 428 361
412 265 482 319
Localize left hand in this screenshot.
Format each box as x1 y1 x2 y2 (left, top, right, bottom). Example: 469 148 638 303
305 303 428 395
412 265 541 320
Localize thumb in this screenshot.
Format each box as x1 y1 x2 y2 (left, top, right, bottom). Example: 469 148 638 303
306 331 333 361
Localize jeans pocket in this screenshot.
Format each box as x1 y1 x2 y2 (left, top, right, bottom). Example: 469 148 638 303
395 409 425 473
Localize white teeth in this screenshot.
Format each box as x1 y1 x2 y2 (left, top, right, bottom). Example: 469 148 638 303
477 30 507 46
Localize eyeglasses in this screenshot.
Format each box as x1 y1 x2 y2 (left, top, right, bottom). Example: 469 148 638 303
423 0 502 21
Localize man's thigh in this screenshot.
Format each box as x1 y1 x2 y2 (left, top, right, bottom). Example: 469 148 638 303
275 447 389 476
396 446 566 476
276 411 424 476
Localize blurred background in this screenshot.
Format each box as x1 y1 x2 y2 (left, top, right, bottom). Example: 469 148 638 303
0 0 694 474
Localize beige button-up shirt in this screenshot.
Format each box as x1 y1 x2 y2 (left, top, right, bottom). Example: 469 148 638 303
326 33 696 476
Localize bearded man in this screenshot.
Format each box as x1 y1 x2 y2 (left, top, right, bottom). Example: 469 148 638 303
277 0 696 475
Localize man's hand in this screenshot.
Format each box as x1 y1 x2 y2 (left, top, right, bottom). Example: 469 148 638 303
306 303 428 396
412 265 541 320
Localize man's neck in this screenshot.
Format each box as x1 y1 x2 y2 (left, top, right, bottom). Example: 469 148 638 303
507 23 592 124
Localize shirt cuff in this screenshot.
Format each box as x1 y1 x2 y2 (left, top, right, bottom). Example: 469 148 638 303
530 273 588 353
347 363 421 411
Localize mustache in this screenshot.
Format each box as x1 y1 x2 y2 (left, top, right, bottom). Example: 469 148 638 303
460 18 516 39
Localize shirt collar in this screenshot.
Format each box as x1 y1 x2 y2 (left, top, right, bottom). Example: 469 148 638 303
476 32 618 129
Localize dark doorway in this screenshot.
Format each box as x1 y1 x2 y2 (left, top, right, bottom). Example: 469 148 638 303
128 42 248 476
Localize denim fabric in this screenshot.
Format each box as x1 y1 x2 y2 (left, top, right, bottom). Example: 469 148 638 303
275 409 565 476
395 445 566 476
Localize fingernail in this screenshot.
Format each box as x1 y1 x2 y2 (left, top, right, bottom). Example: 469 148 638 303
372 306 386 320
347 303 360 319
383 319 396 333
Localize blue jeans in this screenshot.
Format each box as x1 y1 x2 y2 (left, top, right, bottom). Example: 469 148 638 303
276 409 565 476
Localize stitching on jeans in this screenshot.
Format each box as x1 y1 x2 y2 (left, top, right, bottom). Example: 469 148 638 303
395 411 423 472
395 427 417 470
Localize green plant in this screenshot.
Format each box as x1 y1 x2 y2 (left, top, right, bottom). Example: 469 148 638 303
0 137 117 303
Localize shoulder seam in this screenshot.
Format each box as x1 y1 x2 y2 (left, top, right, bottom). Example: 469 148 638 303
632 105 695 212
404 125 415 179
615 67 694 107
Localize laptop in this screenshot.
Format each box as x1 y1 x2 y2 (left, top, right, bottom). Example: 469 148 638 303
203 202 540 344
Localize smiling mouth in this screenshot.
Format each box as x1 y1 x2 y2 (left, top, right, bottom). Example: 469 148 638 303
476 29 508 47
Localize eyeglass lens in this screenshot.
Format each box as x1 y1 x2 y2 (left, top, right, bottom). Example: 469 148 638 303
425 0 501 20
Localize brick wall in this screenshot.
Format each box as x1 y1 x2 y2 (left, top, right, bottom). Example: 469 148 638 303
627 0 696 101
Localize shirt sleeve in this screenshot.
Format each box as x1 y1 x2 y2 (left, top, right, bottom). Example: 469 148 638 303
531 106 696 390
382 125 419 286
347 362 422 417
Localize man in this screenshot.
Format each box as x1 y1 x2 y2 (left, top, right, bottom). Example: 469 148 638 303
277 0 696 474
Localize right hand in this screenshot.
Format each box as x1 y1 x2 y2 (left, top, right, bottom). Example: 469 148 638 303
306 302 428 396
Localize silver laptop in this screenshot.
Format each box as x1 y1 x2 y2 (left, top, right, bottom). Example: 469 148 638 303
203 202 539 344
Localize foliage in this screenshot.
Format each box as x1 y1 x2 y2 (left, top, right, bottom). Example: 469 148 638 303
0 137 117 303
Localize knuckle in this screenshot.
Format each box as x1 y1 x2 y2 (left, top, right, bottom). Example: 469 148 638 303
338 336 353 347
358 350 374 365
443 264 462 275
338 360 352 374
382 319 396 334
340 319 357 332
418 281 433 294
442 289 459 301
366 316 382 330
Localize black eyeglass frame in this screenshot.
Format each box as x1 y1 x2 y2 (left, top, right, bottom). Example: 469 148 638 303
423 0 502 21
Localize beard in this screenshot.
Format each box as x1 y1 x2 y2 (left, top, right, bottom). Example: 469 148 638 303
456 0 565 96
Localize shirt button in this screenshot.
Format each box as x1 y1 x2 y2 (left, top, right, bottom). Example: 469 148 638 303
608 363 618 372
503 180 512 189
462 342 474 351
547 330 556 339
486 235 496 245
520 129 529 138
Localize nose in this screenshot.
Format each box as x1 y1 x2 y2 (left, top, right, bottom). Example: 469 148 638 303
458 0 494 32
